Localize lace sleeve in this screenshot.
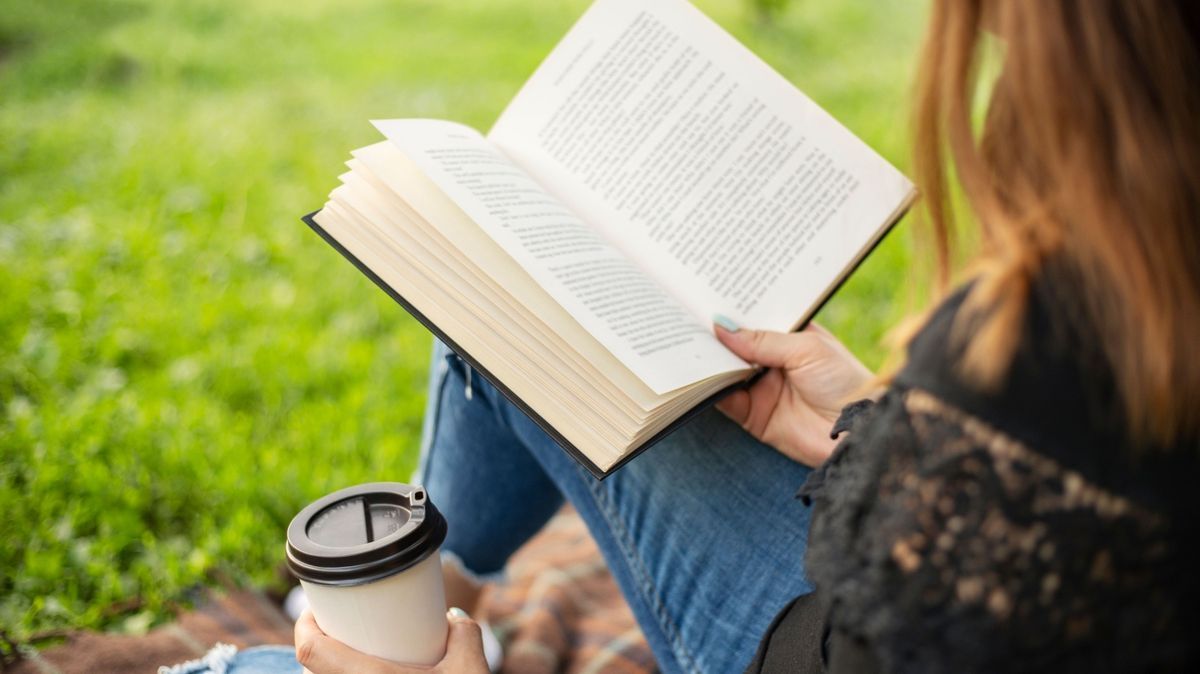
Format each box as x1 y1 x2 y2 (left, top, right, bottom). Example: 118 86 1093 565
802 388 1183 673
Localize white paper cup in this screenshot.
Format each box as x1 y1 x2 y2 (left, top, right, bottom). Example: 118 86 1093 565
286 482 449 666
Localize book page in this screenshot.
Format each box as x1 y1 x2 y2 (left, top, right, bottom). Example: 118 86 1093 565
488 0 914 331
372 119 749 394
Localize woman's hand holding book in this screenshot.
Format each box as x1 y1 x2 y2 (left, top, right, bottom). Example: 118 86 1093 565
714 318 874 468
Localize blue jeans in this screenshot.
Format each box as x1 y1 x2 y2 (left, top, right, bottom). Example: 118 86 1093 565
171 341 815 674
419 341 814 674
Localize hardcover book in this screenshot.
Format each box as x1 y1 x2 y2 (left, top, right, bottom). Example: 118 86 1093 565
303 0 915 478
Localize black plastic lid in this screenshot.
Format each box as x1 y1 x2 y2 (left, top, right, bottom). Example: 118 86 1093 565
285 482 447 587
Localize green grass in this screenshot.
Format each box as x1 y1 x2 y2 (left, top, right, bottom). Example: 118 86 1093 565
0 0 926 642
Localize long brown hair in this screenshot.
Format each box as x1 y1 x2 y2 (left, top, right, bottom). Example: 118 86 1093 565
911 0 1200 447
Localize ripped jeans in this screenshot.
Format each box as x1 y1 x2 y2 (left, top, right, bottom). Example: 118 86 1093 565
158 644 298 674
417 341 815 674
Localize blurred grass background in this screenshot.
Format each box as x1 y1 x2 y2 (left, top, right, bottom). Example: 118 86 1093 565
0 0 926 644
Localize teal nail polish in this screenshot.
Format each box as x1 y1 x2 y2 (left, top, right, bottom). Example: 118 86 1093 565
713 313 740 332
448 607 469 619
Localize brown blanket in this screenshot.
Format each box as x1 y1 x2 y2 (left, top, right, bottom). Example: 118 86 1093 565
6 589 293 674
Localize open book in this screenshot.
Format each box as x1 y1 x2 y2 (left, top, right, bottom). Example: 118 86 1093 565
304 0 915 478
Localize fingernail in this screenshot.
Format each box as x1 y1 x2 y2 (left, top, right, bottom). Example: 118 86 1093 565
713 313 741 332
447 607 469 620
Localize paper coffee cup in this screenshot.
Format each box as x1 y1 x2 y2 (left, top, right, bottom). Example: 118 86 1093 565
286 482 449 666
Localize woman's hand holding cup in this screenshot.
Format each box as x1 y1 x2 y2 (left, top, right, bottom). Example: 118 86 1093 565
295 607 489 674
713 317 874 467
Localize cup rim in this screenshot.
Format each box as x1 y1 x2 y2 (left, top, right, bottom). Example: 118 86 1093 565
285 482 447 587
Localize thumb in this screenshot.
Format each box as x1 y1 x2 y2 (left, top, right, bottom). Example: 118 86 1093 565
441 608 490 672
714 320 811 369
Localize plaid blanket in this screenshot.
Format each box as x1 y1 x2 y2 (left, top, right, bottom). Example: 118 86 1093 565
7 507 654 674
480 508 655 674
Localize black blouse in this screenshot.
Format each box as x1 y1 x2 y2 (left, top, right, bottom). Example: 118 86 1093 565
748 279 1199 673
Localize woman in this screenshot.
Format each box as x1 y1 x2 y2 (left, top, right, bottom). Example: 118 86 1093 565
290 0 1199 672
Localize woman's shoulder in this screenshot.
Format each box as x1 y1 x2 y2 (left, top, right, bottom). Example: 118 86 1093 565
894 276 1197 510
896 279 1112 463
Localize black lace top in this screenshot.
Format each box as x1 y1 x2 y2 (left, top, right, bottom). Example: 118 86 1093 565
751 281 1199 673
